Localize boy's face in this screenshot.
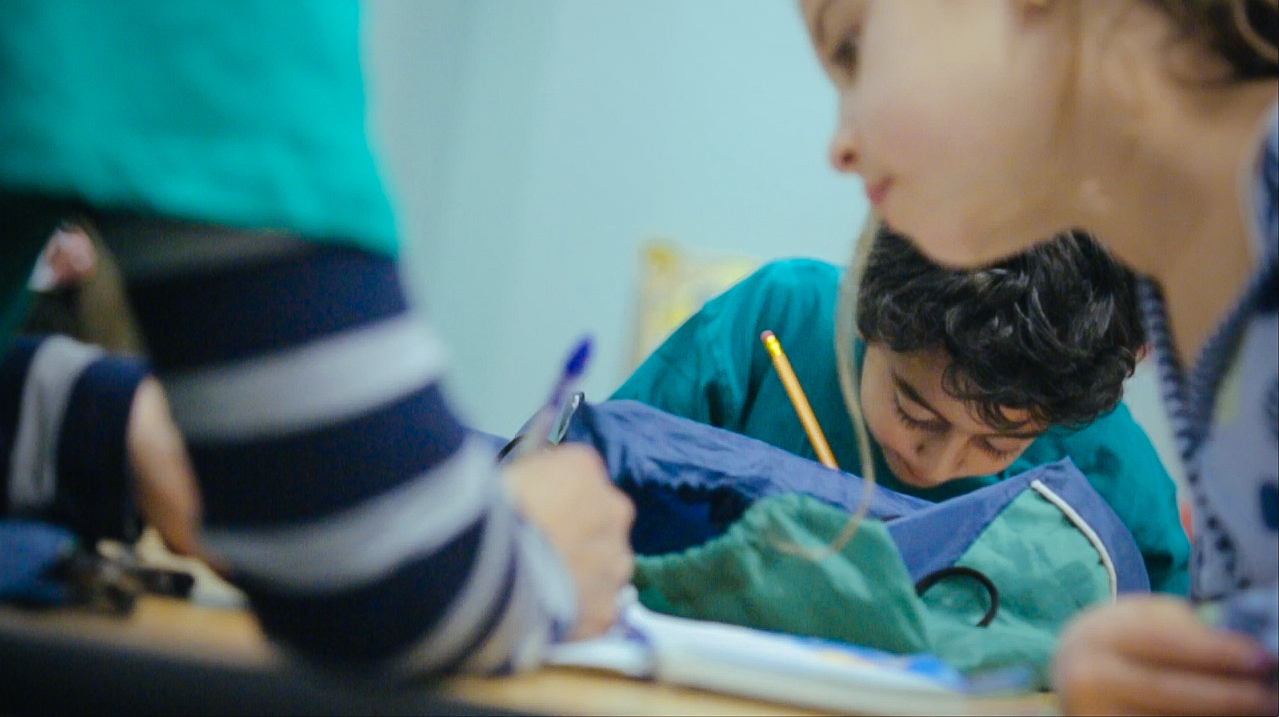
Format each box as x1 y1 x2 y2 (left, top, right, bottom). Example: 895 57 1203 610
798 0 1077 268
859 343 1044 488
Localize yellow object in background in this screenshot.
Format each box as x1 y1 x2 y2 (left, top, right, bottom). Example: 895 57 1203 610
628 239 759 372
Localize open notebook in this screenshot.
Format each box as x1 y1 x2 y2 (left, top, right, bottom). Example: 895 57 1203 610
545 589 1036 716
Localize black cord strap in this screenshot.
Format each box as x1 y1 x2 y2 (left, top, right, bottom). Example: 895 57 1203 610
914 565 1000 627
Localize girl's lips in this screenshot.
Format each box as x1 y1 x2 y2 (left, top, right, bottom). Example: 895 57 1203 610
864 177 893 208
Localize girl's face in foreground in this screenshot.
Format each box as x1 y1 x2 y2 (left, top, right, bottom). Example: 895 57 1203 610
800 0 1079 267
859 343 1043 488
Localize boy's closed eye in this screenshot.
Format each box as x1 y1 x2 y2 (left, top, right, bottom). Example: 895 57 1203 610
891 374 947 430
891 374 1030 461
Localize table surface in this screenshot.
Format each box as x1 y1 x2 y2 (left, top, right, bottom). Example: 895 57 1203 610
0 596 1058 716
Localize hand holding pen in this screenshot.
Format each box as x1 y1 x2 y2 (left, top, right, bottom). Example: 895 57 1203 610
501 335 636 640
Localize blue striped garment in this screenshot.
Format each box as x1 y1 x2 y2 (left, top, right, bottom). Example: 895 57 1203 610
0 335 148 543
92 217 576 674
1137 103 1277 654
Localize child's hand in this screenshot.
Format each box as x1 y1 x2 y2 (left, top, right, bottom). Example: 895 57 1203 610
1054 595 1278 716
504 444 635 640
126 377 202 557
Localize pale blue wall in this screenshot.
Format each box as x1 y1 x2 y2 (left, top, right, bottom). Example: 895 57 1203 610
364 0 869 435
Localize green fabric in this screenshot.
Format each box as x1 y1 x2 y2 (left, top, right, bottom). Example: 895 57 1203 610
0 0 397 258
919 490 1110 679
633 491 1113 686
613 258 1190 595
634 495 933 657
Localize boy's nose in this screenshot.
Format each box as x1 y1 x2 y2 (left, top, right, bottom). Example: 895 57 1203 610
914 436 966 484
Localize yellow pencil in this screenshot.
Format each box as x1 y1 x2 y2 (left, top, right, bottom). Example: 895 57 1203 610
760 330 839 470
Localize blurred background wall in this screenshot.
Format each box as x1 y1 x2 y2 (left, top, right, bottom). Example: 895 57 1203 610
359 0 1184 493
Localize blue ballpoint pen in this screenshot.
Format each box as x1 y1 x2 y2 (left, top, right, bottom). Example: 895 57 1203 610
501 336 593 462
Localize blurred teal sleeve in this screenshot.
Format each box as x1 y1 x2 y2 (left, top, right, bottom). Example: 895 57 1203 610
610 270 757 428
1010 404 1191 595
0 0 397 257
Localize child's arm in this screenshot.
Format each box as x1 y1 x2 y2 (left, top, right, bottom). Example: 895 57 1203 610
124 375 201 557
96 232 632 675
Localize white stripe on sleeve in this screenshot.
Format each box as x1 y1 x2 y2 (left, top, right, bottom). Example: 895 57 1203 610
456 518 577 674
164 314 446 442
392 489 519 672
393 491 576 675
8 337 103 513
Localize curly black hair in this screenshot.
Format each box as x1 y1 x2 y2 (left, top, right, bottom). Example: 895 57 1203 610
856 227 1146 431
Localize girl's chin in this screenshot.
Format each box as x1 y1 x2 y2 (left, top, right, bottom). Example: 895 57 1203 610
882 204 1018 270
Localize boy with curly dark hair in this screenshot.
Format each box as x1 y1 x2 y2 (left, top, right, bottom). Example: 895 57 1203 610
613 225 1189 594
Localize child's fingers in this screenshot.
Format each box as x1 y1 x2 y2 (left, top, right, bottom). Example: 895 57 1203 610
1104 658 1279 716
1056 598 1278 715
1109 597 1272 677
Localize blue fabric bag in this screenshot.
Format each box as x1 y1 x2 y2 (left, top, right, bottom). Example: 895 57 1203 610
0 519 79 605
565 399 1148 590
562 399 1150 681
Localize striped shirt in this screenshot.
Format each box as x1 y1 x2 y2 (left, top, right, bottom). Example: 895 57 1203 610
0 238 580 674
1 335 148 543
1137 102 1278 652
110 222 580 674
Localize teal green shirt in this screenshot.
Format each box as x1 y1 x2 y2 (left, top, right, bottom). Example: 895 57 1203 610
613 259 1191 595
0 0 396 256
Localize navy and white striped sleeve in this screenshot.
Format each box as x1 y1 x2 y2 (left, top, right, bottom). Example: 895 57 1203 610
0 334 149 542
99 221 577 675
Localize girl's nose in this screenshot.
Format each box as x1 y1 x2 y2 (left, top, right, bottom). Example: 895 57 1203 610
828 125 860 174
828 94 861 174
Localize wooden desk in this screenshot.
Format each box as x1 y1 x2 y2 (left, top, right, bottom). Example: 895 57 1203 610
0 597 1056 716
